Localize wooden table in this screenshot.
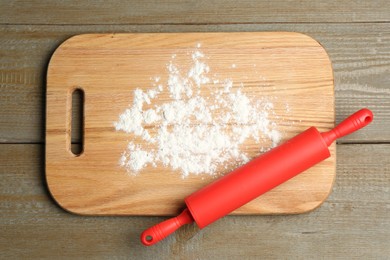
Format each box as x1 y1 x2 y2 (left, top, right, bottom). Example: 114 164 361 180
1 1 389 258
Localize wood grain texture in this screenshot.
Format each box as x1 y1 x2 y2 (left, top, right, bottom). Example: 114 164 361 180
1 23 388 143
46 32 335 215
1 0 390 25
1 0 389 257
1 144 388 259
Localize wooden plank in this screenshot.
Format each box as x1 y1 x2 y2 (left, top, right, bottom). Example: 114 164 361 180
45 32 335 216
0 144 389 258
1 1 389 25
1 24 389 143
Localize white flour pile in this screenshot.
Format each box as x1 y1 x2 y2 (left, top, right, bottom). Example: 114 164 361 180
114 44 282 178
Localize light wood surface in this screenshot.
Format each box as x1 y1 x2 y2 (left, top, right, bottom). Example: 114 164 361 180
1 0 389 258
46 32 335 215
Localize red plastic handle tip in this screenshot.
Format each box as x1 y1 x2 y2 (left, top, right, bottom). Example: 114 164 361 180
140 209 194 246
141 225 162 246
348 108 374 126
322 108 373 145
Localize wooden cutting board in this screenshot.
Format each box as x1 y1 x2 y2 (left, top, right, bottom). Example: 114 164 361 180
46 32 335 216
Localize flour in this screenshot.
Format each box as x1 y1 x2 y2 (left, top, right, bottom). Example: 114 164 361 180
114 44 284 178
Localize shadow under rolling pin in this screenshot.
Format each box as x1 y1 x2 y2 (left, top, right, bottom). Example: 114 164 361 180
141 108 373 246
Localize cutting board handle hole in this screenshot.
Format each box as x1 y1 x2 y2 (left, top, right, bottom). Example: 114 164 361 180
71 88 84 156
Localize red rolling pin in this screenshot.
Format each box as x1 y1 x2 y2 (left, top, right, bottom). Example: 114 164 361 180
141 108 373 246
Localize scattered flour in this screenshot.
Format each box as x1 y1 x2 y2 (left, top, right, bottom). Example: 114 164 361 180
114 44 283 178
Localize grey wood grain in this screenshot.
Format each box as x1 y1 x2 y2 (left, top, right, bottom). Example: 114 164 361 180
0 144 389 259
1 0 390 25
1 1 389 258
0 23 389 143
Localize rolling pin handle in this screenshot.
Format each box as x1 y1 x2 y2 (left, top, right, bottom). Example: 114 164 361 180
321 108 373 146
140 208 194 246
